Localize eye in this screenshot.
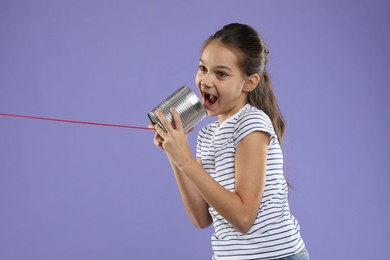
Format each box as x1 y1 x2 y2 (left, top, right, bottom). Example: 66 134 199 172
216 71 228 78
198 65 207 73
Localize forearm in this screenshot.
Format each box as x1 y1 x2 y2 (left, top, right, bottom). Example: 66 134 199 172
168 158 212 229
176 158 258 233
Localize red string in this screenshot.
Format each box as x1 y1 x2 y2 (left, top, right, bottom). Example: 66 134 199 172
0 112 154 131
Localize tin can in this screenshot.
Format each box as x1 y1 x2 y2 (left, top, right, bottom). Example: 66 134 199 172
148 86 207 132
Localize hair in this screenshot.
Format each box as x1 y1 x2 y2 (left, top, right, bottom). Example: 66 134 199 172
204 23 286 143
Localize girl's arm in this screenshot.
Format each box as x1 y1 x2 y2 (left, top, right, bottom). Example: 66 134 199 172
169 159 213 229
155 109 268 233
151 120 212 229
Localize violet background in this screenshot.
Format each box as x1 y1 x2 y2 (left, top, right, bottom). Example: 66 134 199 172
1 0 389 259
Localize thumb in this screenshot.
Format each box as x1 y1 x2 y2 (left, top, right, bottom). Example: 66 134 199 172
170 107 184 132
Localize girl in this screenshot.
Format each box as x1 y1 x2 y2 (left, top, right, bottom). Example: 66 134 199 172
151 23 309 260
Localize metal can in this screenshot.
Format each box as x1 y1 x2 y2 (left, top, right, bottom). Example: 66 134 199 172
148 86 207 132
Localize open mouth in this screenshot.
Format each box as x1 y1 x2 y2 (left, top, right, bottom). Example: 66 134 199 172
203 93 218 108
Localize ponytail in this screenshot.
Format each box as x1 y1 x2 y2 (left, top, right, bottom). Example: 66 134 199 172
248 70 285 143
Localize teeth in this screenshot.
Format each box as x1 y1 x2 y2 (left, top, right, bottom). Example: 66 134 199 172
209 95 217 102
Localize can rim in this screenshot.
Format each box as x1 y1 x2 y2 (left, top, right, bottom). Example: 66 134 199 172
147 112 165 131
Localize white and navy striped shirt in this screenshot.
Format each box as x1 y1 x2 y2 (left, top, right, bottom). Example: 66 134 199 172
196 104 305 259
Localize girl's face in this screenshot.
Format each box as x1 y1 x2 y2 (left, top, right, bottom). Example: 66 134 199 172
195 40 251 124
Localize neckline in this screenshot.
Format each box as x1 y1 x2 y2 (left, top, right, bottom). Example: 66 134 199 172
216 103 251 128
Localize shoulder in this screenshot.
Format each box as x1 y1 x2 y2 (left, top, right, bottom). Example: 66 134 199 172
234 104 276 146
235 104 274 134
236 104 272 128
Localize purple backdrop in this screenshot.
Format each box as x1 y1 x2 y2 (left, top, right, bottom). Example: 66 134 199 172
1 0 389 259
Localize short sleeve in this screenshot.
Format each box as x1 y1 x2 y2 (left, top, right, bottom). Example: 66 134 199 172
233 110 277 148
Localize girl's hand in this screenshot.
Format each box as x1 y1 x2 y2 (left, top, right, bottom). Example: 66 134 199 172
154 108 193 168
150 124 164 149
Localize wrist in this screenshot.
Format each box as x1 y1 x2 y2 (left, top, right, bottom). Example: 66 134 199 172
175 156 197 174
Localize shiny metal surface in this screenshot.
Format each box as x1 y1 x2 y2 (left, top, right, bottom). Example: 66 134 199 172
148 86 207 132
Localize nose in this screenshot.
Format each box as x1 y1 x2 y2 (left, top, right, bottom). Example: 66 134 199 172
199 73 213 88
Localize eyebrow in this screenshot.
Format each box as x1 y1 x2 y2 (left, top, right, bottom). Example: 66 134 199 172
199 59 233 72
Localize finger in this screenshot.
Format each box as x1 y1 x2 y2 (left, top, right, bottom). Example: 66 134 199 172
153 130 163 141
152 131 165 149
153 131 161 145
155 139 164 150
156 134 164 143
155 109 174 132
154 122 167 138
170 107 184 132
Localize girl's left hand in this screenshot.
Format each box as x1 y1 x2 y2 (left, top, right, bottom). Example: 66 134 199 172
154 108 193 168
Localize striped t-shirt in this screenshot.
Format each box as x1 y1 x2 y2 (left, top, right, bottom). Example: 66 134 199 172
196 104 305 259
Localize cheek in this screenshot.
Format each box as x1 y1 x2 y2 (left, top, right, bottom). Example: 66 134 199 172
195 73 202 88
195 72 201 84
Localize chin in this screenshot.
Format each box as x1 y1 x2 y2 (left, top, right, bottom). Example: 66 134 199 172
205 109 218 117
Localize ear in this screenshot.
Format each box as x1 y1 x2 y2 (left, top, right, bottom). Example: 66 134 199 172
243 73 260 93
